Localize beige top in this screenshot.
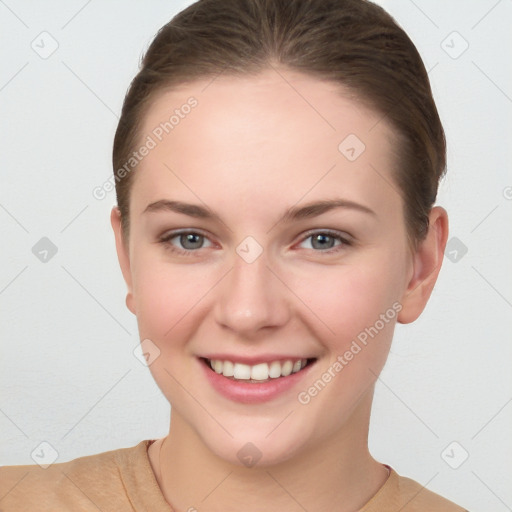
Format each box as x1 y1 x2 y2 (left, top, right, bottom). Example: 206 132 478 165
0 440 468 511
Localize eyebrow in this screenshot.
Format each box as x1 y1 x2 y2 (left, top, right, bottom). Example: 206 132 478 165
143 198 376 223
281 198 376 221
144 200 221 220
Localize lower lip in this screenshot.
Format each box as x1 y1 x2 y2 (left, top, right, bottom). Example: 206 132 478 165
199 358 315 404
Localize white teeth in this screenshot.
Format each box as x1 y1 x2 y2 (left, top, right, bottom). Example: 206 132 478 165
281 360 293 376
251 363 269 381
223 360 234 377
207 358 309 381
213 360 223 374
233 363 251 380
268 361 282 378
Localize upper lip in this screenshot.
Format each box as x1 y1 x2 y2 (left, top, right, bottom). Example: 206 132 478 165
199 354 316 365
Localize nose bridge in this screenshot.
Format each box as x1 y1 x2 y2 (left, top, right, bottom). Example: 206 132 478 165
214 250 289 334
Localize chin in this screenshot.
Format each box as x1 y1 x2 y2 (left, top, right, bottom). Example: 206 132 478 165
197 417 315 468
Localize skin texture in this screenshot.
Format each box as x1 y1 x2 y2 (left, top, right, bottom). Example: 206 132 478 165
111 68 448 512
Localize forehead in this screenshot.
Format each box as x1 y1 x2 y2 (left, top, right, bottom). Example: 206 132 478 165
132 68 400 217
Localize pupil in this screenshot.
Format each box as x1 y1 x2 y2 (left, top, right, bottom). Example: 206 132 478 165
312 234 334 250
181 233 203 249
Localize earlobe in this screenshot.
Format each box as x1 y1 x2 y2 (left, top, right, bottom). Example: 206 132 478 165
398 206 449 324
110 207 136 315
126 292 135 315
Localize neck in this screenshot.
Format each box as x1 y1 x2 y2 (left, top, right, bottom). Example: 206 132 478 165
150 393 388 512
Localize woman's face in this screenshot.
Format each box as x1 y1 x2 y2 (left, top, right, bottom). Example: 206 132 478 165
114 69 421 465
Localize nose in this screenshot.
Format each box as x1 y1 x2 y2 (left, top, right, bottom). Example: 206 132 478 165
213 252 291 337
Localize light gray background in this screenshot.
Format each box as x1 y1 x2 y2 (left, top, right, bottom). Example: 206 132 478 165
1 1 511 511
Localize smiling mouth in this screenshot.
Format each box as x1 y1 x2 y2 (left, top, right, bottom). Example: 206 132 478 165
201 357 316 383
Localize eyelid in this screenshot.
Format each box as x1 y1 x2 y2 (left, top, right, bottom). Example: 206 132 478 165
157 228 353 256
158 228 217 255
294 228 353 251
158 227 212 242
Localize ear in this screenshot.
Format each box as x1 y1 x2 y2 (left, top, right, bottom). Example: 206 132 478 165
398 206 449 324
110 207 136 315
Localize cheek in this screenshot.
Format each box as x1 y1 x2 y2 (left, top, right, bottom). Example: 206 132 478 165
289 261 403 426
130 255 216 350
130 258 220 403
292 259 403 349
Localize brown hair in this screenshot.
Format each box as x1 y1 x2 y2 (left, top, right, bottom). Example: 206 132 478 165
113 0 446 246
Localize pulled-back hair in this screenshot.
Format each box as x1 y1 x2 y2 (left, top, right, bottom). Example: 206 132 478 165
113 0 446 246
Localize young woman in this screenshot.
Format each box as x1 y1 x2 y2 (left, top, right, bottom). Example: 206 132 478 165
0 0 468 510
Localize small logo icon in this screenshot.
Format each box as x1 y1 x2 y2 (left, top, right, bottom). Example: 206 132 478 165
237 442 262 468
338 134 366 162
31 31 59 59
441 441 469 469
444 237 468 263
236 236 263 264
30 441 59 468
32 237 58 263
133 339 161 366
441 31 469 60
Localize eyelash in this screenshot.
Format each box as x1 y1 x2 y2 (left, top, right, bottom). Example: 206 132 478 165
158 230 213 257
158 229 352 257
299 229 353 254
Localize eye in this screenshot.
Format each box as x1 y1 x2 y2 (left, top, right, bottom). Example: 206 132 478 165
159 230 213 253
298 230 351 251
